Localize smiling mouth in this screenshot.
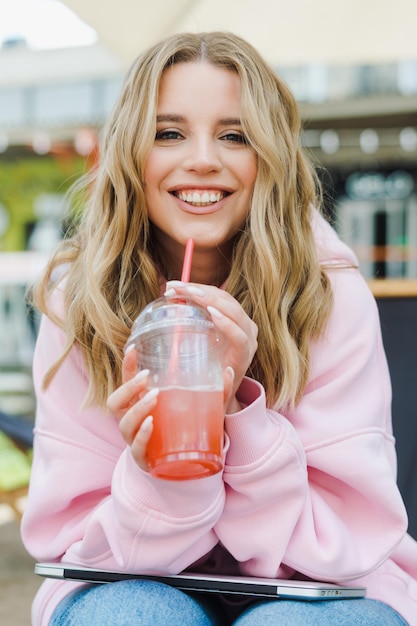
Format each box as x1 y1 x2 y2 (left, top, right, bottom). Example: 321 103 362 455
172 190 229 207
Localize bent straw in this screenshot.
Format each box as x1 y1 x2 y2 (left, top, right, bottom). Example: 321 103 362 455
169 238 194 371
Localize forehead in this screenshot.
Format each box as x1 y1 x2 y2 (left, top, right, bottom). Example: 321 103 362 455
157 62 242 114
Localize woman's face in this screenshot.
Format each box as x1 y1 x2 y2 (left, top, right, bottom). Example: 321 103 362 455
144 61 257 261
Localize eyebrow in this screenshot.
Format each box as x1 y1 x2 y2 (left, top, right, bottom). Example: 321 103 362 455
156 114 242 126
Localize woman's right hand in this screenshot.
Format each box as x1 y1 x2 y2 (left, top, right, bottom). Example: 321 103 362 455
107 346 159 471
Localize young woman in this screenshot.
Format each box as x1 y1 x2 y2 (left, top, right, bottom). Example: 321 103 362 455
21 31 417 625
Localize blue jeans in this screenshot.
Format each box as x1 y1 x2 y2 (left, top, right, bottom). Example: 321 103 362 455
50 579 408 626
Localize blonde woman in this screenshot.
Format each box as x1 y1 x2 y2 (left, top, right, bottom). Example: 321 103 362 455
22 32 416 625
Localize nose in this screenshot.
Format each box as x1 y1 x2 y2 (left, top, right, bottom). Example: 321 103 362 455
183 135 222 174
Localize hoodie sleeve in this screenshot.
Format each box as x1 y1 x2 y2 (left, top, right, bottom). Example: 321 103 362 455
215 265 408 582
21 306 225 575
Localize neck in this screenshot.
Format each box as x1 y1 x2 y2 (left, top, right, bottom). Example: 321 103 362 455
187 247 231 286
153 234 233 286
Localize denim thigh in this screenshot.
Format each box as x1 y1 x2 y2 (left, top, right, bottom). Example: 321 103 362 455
50 579 226 626
232 598 408 626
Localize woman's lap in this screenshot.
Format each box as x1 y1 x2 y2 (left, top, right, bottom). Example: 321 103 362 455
50 579 408 626
233 597 408 625
50 580 224 626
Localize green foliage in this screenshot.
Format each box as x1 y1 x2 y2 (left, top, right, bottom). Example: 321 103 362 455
0 154 87 250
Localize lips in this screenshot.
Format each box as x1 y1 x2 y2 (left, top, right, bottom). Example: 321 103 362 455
172 189 229 207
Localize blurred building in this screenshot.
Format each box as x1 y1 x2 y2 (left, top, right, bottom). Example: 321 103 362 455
0 39 122 150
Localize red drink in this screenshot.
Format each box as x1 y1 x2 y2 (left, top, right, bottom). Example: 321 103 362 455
125 296 226 480
147 386 224 480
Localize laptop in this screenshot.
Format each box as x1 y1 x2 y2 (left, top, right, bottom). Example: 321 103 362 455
35 562 366 601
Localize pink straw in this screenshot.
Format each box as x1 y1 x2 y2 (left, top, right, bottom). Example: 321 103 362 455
169 238 194 371
181 238 194 282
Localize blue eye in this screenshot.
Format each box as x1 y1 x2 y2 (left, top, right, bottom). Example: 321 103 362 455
155 129 182 140
221 132 248 144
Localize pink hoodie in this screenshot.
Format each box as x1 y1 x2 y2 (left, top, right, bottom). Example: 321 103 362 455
21 212 417 625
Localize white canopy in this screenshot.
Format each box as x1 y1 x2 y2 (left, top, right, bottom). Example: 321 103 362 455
62 0 417 68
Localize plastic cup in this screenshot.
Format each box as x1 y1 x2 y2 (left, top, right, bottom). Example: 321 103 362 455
125 296 225 480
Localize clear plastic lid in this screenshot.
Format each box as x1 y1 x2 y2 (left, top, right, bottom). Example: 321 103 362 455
126 296 214 347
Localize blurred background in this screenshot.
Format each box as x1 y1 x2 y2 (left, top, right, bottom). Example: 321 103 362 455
0 1 416 623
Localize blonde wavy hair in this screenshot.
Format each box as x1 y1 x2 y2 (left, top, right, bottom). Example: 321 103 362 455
32 31 333 410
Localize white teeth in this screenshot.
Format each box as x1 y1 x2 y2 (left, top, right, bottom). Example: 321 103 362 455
177 190 224 206
177 191 225 206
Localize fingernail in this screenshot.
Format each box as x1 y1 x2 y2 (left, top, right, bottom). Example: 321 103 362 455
141 415 153 433
225 366 235 380
207 306 223 319
185 286 205 297
166 280 185 288
125 343 135 354
142 388 159 404
164 288 177 297
134 369 149 384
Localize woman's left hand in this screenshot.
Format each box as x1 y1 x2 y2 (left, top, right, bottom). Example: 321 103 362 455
165 281 258 413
